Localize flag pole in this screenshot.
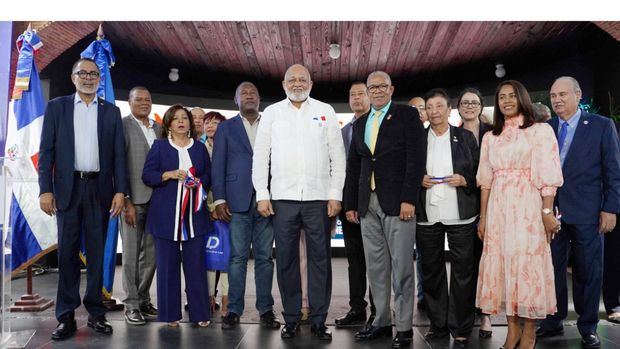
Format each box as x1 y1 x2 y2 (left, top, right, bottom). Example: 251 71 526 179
8 23 54 313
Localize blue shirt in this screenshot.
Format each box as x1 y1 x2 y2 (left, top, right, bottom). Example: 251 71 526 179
558 109 581 167
365 101 391 149
73 94 99 171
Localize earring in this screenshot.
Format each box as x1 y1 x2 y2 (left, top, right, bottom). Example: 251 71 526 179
187 131 191 138
167 130 172 139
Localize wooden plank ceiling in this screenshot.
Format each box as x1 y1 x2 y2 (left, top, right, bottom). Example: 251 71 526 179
100 21 594 83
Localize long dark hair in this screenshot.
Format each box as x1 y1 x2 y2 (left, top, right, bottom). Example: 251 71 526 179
492 80 535 136
161 104 196 139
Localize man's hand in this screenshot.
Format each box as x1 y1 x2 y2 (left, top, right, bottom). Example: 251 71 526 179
327 200 342 218
444 174 466 187
109 193 125 217
123 200 136 227
345 210 359 224
40 192 57 216
215 203 232 223
399 202 415 221
599 211 617 234
257 200 274 217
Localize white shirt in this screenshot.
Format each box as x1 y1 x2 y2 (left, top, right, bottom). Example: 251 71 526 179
241 114 261 149
252 97 346 202
131 114 157 147
169 138 195 241
419 128 476 226
73 94 99 172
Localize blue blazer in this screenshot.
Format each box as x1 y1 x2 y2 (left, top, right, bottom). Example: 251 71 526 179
548 111 620 224
211 115 255 213
143 139 212 240
38 94 127 211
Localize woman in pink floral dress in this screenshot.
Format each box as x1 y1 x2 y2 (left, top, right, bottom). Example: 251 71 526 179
476 80 563 349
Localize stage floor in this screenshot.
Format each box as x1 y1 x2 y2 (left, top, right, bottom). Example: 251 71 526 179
8 258 620 348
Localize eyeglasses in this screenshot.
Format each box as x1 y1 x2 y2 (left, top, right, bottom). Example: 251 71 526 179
367 84 390 93
74 70 100 79
459 101 481 108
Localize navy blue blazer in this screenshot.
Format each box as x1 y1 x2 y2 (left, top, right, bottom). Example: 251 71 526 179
211 115 255 213
38 94 127 211
548 111 620 224
142 139 213 240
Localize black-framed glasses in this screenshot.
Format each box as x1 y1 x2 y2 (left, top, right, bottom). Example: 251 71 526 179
74 70 100 79
459 101 481 108
367 84 390 93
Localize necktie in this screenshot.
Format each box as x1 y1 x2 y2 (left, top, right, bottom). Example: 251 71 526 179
370 110 381 190
558 122 568 153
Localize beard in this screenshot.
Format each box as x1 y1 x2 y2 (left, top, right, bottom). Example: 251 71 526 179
285 88 311 102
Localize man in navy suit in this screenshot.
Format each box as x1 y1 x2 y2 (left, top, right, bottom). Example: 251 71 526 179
39 58 127 340
537 76 620 349
212 81 280 330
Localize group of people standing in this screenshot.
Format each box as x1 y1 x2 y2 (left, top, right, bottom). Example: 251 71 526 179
38 57 620 349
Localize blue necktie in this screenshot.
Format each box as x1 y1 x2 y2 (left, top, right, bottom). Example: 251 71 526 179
558 122 568 153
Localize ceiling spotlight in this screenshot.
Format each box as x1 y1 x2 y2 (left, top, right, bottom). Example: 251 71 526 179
328 43 341 60
169 68 179 82
495 64 506 78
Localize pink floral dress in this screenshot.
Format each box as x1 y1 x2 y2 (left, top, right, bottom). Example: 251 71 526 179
476 115 563 319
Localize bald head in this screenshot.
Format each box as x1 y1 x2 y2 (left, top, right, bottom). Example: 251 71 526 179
284 64 311 82
408 96 427 123
283 64 313 104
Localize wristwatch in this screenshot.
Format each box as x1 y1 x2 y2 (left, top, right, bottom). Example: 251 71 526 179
542 208 553 215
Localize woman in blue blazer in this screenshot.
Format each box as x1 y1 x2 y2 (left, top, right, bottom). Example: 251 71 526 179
143 104 212 327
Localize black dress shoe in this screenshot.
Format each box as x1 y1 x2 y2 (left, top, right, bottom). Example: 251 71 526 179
335 309 367 327
124 309 146 325
355 325 392 341
140 303 158 317
281 323 299 339
221 312 240 329
454 337 469 347
424 328 450 339
367 313 376 325
311 325 333 340
392 331 412 348
581 333 601 349
402 329 413 339
87 315 113 334
479 329 493 338
260 310 281 329
51 320 77 341
535 326 564 338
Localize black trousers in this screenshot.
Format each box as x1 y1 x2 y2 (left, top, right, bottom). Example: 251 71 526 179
416 222 476 337
55 175 108 321
273 200 332 327
339 213 375 314
603 217 620 314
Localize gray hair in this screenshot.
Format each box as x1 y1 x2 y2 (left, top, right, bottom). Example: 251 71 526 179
367 71 392 86
554 76 582 93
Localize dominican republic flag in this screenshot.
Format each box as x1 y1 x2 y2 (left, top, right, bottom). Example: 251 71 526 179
5 29 58 273
78 25 120 299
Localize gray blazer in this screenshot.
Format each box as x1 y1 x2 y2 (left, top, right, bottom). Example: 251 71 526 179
122 115 162 205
